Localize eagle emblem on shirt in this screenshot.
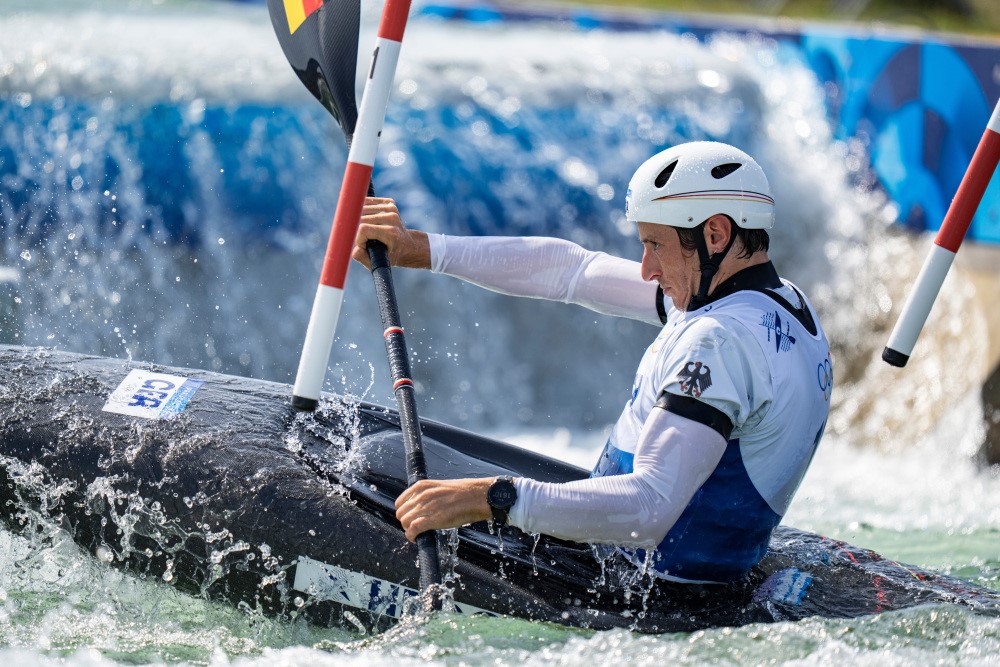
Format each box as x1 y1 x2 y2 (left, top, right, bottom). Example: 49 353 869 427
678 361 712 398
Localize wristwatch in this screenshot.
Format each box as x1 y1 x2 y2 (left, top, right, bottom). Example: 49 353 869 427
487 476 517 525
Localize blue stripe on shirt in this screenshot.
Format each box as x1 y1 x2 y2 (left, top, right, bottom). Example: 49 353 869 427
592 439 780 582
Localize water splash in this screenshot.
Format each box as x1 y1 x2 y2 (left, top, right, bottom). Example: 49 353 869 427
1 2 998 661
3 4 984 446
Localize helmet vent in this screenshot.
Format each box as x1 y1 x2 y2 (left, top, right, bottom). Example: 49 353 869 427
654 161 678 188
711 163 742 179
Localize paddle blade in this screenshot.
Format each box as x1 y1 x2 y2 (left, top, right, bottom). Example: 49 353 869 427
266 0 361 136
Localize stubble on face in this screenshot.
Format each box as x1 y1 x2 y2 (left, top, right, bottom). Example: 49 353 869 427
637 222 700 311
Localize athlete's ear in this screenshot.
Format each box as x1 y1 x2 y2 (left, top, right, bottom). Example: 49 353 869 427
703 215 733 254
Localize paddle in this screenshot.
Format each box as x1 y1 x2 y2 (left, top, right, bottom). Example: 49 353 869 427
266 0 442 609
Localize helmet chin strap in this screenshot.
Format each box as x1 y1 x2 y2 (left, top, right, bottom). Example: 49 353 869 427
687 220 737 312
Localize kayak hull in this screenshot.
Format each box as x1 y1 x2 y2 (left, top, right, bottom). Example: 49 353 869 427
1 345 997 633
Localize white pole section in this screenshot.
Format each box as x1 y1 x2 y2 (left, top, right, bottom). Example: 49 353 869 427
883 98 1000 368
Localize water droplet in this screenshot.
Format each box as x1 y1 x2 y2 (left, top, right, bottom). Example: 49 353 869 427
217 238 225 245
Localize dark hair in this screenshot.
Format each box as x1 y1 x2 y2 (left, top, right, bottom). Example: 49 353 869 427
674 216 770 259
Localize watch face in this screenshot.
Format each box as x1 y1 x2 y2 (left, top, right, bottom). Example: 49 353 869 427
488 479 516 508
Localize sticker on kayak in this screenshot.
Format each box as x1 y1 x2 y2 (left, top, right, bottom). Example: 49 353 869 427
294 556 497 619
753 567 813 606
102 370 204 420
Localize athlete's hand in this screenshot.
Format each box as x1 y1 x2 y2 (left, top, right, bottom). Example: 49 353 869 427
352 197 432 270
395 477 495 542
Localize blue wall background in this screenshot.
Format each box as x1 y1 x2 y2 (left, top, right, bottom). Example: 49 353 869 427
421 2 1000 243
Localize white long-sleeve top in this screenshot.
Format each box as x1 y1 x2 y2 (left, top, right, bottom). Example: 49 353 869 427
426 233 726 547
428 234 663 326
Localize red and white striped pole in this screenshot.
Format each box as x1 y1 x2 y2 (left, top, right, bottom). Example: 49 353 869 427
883 98 1000 368
292 0 412 410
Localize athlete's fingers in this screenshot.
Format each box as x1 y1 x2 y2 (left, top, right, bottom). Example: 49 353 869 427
396 485 443 542
394 478 494 542
356 198 403 264
361 197 401 223
403 515 436 543
354 198 431 270
350 244 371 269
353 220 397 269
362 196 397 209
395 479 429 512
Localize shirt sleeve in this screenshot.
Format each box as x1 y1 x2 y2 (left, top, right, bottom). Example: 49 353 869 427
427 233 665 325
507 409 727 546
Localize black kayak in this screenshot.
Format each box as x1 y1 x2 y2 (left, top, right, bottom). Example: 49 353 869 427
1 344 997 632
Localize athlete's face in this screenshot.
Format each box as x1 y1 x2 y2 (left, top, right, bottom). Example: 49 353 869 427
638 222 700 311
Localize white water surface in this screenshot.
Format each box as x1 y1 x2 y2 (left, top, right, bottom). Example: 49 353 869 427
1 0 999 664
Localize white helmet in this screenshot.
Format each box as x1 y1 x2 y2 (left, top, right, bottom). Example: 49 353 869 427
625 141 774 230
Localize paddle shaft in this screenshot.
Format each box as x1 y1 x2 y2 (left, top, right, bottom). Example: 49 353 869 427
367 239 442 602
353 1 443 604
883 97 1000 367
271 0 443 604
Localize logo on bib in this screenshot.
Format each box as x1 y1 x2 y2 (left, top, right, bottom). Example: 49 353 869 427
760 310 796 353
678 361 712 398
817 357 833 401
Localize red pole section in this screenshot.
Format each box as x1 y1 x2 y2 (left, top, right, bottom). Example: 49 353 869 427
883 97 1000 368
292 0 413 408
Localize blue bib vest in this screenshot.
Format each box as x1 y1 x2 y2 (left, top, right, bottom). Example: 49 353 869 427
593 263 831 583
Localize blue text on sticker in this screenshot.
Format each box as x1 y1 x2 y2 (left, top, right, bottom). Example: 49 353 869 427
103 370 204 419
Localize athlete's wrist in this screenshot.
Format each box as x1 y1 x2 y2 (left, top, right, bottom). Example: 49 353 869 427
398 230 431 270
487 476 518 525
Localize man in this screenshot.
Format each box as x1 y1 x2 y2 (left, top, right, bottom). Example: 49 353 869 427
353 141 832 583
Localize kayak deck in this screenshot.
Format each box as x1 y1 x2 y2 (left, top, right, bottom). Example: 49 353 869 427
1 345 997 633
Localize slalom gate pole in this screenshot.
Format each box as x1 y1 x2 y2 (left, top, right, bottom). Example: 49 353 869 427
883 98 1000 368
279 0 442 607
291 0 412 410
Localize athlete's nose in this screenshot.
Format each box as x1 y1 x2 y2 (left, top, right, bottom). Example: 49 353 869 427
640 246 660 283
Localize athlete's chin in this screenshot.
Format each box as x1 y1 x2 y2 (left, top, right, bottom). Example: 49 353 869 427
661 286 686 310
